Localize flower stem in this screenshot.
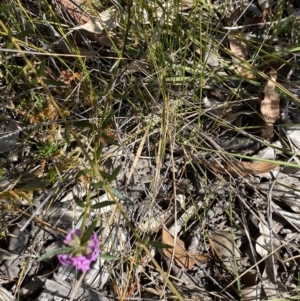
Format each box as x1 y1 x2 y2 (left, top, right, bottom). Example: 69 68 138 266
80 188 91 236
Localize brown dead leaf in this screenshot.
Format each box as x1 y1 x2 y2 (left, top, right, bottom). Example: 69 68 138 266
260 124 275 139
261 69 280 124
228 34 254 79
162 229 209 269
209 230 241 270
57 0 90 25
234 161 278 175
260 69 280 138
229 35 248 60
227 7 242 26
198 158 278 177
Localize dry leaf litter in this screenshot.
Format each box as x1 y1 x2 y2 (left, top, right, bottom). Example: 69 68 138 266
1 0 300 301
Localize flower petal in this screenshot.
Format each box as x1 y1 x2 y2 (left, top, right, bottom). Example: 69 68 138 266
64 229 81 244
57 254 72 266
71 256 91 272
86 233 100 260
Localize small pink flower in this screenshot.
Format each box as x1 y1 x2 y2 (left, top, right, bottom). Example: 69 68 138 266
71 255 91 272
64 229 81 246
86 233 100 261
57 254 72 266
57 229 100 272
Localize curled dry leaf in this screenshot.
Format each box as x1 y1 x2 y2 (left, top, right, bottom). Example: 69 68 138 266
228 34 254 79
261 69 280 138
255 181 300 212
262 69 280 123
273 202 300 227
241 284 261 301
262 269 289 300
252 140 283 162
285 123 300 150
256 217 281 259
209 230 241 270
162 229 209 270
241 270 261 301
255 215 287 298
199 158 278 177
139 215 161 233
240 161 278 174
72 7 119 34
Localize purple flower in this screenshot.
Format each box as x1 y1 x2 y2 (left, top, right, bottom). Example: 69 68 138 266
71 255 91 272
64 229 81 244
57 229 100 272
57 254 72 266
86 233 100 261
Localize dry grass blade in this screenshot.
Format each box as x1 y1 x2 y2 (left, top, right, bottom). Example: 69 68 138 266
2 0 300 299
126 126 149 185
